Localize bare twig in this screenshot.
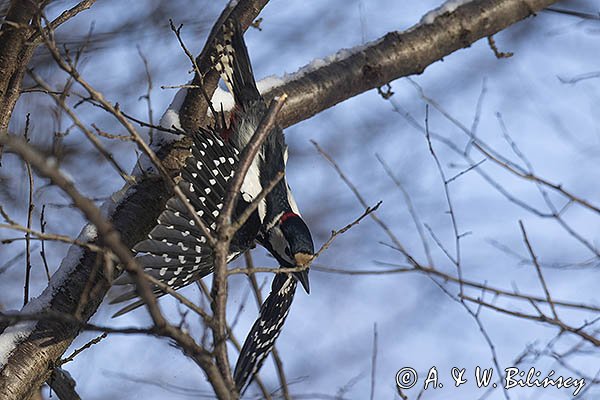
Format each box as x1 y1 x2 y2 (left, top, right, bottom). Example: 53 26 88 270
23 114 34 306
311 140 418 266
136 46 155 144
39 205 51 281
376 154 433 266
487 35 513 58
60 333 108 365
519 220 558 319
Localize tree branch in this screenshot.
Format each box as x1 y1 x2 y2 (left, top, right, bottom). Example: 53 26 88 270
266 0 560 128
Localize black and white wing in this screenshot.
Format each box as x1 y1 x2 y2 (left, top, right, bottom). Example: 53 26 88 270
234 273 298 393
111 128 250 317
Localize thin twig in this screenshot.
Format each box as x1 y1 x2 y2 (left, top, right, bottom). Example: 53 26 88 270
39 205 51 281
0 223 105 253
137 45 155 144
376 154 433 266
60 333 108 365
519 220 558 319
311 140 418 267
23 114 34 306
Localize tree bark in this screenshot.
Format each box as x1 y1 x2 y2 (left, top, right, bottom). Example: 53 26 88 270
0 0 559 398
0 0 47 160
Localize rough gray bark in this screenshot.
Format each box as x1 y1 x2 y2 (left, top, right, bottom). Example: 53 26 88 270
48 368 81 400
0 0 560 398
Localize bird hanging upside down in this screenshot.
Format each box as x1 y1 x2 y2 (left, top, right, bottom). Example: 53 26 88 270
110 18 314 393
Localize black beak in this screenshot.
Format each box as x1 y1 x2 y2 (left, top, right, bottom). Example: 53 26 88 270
294 270 310 294
293 252 312 294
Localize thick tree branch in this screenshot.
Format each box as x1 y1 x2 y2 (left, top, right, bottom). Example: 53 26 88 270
266 0 560 128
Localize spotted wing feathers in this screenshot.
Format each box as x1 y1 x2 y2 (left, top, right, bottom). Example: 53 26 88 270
110 129 240 317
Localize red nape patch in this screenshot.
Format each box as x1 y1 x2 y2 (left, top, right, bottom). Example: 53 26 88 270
280 212 297 224
219 107 239 142
220 125 232 141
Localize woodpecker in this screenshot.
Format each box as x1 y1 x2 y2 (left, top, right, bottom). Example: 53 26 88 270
111 20 313 315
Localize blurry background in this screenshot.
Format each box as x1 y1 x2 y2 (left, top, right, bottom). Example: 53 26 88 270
1 0 600 398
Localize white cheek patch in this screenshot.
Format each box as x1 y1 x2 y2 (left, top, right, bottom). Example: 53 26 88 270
269 227 293 264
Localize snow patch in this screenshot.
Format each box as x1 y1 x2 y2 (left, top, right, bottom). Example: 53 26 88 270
130 86 188 175
420 0 474 24
280 44 374 81
159 87 187 133
257 75 285 92
0 320 36 368
0 276 68 368
210 86 235 114
256 40 381 92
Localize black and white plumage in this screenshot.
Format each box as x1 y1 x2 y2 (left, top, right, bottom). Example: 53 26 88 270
112 20 315 389
234 273 298 393
110 128 261 316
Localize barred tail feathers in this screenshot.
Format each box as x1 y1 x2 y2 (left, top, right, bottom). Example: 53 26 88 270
234 273 298 392
212 20 261 107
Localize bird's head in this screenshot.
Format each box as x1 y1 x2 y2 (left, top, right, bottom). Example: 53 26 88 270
260 210 314 293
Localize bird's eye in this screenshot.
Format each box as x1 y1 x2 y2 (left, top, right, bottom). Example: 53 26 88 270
285 247 292 257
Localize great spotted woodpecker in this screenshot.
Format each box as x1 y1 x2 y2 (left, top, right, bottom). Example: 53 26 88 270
111 21 313 392
111 21 313 322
